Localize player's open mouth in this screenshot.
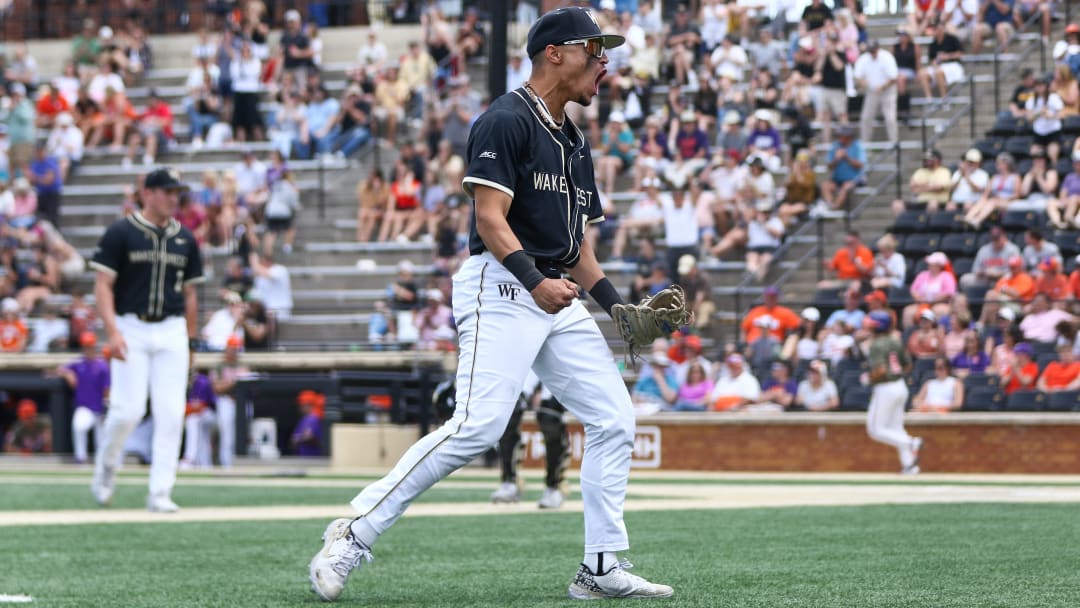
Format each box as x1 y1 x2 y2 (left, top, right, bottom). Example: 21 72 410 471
594 70 606 94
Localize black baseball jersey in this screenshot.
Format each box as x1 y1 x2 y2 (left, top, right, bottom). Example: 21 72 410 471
90 212 205 318
462 87 604 268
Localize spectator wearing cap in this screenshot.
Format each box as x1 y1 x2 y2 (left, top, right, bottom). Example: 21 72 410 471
1037 340 1080 392
290 390 324 456
1033 256 1070 303
1026 77 1064 166
919 18 967 99
894 148 952 215
27 142 63 228
56 331 110 463
210 334 250 468
1019 146 1060 208
747 28 786 80
1049 151 1080 229
202 291 247 351
948 148 989 211
124 89 173 168
230 42 265 143
820 230 873 289
415 288 454 351
709 33 748 83
813 31 850 146
664 110 709 189
1001 341 1038 393
906 251 957 328
745 110 782 173
596 111 637 195
1023 229 1062 271
0 297 28 352
821 125 866 211
4 82 35 173
279 10 315 87
3 398 51 453
760 361 798 408
746 313 782 371
1020 292 1075 342
709 354 761 411
991 255 1036 306
908 308 945 359
853 40 899 144
795 360 840 411
826 286 867 330
34 84 70 130
742 286 801 343
871 234 907 291
961 224 1021 288
44 112 84 181
972 0 1016 54
715 111 746 157
676 254 715 329
782 307 823 365
633 351 679 413
951 330 991 377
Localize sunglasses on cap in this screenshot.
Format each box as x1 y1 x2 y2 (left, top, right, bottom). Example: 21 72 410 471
560 38 606 58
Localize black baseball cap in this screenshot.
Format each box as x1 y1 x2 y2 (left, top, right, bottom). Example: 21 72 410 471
144 167 188 191
525 7 625 59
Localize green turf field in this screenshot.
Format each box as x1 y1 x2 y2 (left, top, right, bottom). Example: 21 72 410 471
1 502 1078 607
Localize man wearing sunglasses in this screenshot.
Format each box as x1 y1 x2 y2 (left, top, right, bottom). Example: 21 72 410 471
308 6 674 603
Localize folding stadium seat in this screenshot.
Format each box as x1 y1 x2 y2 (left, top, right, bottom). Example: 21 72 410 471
974 137 1004 159
840 385 872 411
812 287 844 309
1036 352 1057 372
1032 341 1057 357
1047 390 1080 412
838 369 864 393
912 357 937 380
963 284 990 305
989 115 1026 137
1004 389 1046 412
952 257 974 277
899 234 940 258
939 233 978 257
964 385 1004 411
1057 157 1074 177
835 357 868 375
1015 159 1033 176
888 286 915 309
891 210 928 234
794 359 812 381
928 211 965 233
980 159 997 175
962 372 997 390
1001 209 1045 232
1052 231 1080 256
1063 115 1080 135
1004 135 1034 159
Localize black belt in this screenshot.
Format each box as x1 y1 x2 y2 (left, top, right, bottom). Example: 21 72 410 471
136 314 170 323
529 256 564 279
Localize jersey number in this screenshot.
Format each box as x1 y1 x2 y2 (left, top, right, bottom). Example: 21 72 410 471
175 270 185 293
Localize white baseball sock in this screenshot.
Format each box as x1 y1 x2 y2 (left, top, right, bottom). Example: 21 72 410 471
584 551 619 575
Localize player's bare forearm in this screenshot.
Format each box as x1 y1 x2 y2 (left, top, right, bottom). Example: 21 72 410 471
473 185 525 260
184 284 199 340
567 238 605 292
94 271 119 339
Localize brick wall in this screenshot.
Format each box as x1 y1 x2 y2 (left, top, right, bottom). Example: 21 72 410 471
519 413 1080 474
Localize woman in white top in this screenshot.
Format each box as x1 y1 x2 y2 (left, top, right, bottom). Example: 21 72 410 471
912 356 965 412
782 307 823 365
871 233 907 291
745 201 785 282
794 360 840 411
1025 77 1064 166
229 42 265 142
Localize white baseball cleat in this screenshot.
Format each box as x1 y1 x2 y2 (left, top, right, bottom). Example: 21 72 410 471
568 562 674 600
309 518 373 602
146 493 180 513
490 482 521 503
91 464 116 506
537 487 564 509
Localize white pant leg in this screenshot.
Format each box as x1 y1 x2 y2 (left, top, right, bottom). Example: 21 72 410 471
183 414 202 463
534 301 634 554
216 396 236 468
881 88 899 143
350 254 549 540
196 411 215 466
147 317 189 497
866 379 914 468
96 316 152 473
72 406 96 462
861 89 881 144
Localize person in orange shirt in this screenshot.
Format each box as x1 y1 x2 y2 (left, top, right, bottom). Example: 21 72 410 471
0 297 29 353
35 84 71 129
820 230 873 289
741 286 801 343
992 256 1035 305
1033 257 1070 304
1069 254 1080 300
1037 341 1080 392
1001 342 1039 394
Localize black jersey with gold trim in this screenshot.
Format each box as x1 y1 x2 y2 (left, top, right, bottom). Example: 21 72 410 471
90 212 205 318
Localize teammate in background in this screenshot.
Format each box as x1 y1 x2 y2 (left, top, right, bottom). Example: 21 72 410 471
55 332 110 463
490 370 569 509
3 399 52 453
309 8 673 602
181 371 216 469
290 390 324 456
209 335 249 468
89 167 204 513
866 310 924 474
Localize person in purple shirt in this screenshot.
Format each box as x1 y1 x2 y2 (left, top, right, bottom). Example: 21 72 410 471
28 142 63 228
760 361 798 408
57 331 110 463
290 389 324 457
1049 152 1080 229
663 110 709 188
950 331 991 378
746 109 783 172
182 372 218 468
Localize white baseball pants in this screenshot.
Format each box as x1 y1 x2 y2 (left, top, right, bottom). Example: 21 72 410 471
866 379 916 469
352 252 635 553
216 395 237 468
95 315 189 497
183 410 216 467
72 406 104 463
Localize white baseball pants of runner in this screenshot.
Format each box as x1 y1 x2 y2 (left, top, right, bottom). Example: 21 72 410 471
183 410 216 467
72 406 105 463
216 395 237 468
866 378 915 469
351 252 635 553
95 315 189 497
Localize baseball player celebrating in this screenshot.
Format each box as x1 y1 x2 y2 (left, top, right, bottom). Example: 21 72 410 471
866 310 924 474
490 370 569 509
89 167 204 513
310 7 673 602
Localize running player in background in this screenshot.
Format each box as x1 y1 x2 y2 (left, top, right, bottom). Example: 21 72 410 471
491 370 569 509
866 310 924 474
